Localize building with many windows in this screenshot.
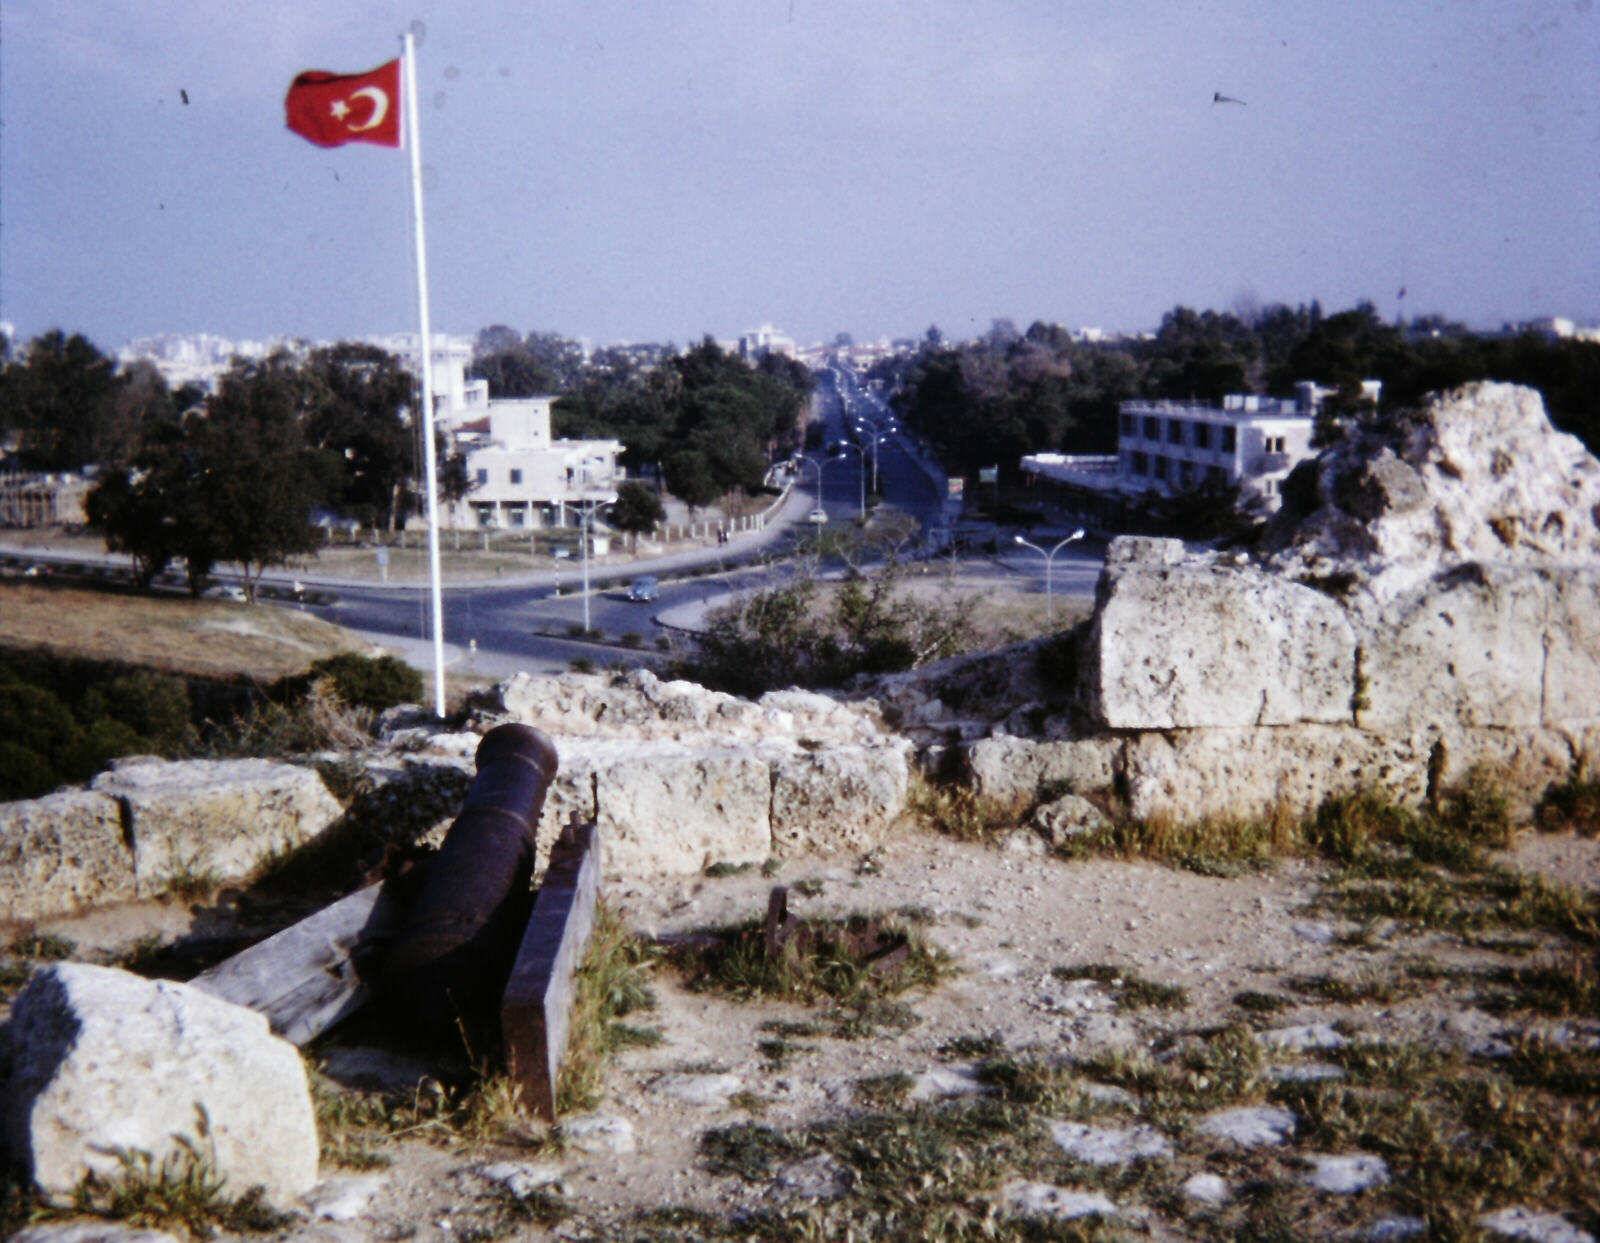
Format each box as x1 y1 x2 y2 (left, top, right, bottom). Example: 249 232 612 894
1021 381 1364 530
443 396 622 530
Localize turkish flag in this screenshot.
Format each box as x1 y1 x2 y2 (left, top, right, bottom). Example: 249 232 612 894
285 59 401 148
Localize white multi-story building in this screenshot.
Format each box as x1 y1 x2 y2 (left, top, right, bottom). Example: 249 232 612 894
1021 381 1364 527
379 334 623 530
445 397 622 530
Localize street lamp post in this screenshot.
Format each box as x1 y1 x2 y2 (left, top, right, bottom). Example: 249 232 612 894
830 442 866 517
576 491 618 634
1013 528 1086 630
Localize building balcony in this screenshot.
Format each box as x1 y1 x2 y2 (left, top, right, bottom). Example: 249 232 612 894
1253 452 1291 473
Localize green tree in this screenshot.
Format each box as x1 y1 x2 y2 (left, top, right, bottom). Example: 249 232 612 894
0 330 122 470
303 342 416 530
191 353 322 600
608 480 665 548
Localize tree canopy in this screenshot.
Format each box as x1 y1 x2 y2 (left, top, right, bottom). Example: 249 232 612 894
877 302 1600 486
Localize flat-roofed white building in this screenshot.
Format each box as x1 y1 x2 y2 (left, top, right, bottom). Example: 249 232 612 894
440 396 623 530
1022 381 1363 528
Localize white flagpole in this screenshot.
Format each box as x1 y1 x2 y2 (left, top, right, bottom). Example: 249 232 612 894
402 29 448 718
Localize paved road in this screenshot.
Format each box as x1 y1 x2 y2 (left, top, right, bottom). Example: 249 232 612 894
2 385 1104 679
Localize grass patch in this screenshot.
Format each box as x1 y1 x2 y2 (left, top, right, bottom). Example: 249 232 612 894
65 1134 290 1239
906 774 1019 843
10 930 78 960
555 901 661 1115
1536 772 1600 836
1234 990 1293 1014
1478 956 1600 1017
1051 963 1191 1011
663 909 952 1010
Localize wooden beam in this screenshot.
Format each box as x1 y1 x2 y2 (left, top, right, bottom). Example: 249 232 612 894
501 817 601 1122
190 879 407 1046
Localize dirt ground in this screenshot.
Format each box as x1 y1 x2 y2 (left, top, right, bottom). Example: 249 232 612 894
9 820 1598 1242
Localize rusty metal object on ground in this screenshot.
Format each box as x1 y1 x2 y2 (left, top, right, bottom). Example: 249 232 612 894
378 723 559 1045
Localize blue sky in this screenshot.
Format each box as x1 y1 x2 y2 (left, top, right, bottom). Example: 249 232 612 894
2 1 1597 352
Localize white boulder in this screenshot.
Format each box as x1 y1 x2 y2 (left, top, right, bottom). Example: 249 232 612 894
4 963 318 1206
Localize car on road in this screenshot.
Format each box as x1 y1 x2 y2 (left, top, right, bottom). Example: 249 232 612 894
207 584 247 602
807 508 829 524
627 575 659 602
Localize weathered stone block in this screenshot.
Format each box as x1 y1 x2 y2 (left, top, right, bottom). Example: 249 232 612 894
1089 564 1356 730
1361 566 1548 733
770 742 911 855
1543 568 1600 727
963 736 1121 807
4 963 318 1206
0 792 133 922
1121 726 1421 822
592 747 771 876
89 758 342 896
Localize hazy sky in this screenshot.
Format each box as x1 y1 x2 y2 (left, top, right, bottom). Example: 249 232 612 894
3 1 1597 353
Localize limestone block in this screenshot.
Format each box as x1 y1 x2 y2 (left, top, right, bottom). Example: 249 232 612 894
963 736 1121 807
1089 563 1356 730
4 963 318 1206
770 742 911 855
1542 568 1600 727
1121 727 1421 823
592 747 771 877
1361 566 1548 733
1441 728 1577 819
1104 536 1187 567
0 791 133 922
90 758 342 896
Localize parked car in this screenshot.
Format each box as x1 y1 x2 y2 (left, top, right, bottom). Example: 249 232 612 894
807 508 829 524
207 583 247 602
627 575 659 602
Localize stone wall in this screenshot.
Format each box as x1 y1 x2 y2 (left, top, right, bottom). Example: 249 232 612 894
1001 383 1600 822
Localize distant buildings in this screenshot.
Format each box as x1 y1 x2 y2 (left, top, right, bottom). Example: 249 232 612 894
1021 380 1359 528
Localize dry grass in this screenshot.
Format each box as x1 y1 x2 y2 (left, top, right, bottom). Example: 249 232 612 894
0 581 368 682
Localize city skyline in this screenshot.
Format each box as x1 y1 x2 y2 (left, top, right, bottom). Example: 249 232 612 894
3 2 1597 353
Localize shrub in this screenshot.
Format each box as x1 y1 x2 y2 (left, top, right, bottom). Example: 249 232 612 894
298 653 421 712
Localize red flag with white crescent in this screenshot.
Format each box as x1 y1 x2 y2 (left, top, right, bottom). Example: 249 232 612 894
285 59 401 148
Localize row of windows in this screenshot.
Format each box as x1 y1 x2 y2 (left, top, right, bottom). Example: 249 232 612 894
1120 414 1237 453
1125 452 1229 488
475 468 525 485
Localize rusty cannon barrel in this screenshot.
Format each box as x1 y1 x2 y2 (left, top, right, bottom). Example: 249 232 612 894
379 723 559 1046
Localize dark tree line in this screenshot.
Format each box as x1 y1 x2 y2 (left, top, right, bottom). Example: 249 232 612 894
2 331 447 600
878 303 1600 485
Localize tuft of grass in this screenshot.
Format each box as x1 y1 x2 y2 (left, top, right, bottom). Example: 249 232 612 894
938 1033 1005 1061
1051 963 1191 1011
663 910 952 1010
11 930 78 960
1056 803 1299 876
556 902 661 1115
1479 956 1600 1017
1234 990 1293 1013
1285 967 1406 1006
67 1134 289 1239
1536 772 1600 836
704 860 755 878
905 774 1018 843
854 1072 916 1108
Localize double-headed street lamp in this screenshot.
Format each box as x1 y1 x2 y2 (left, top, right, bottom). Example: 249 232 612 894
1013 528 1086 629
